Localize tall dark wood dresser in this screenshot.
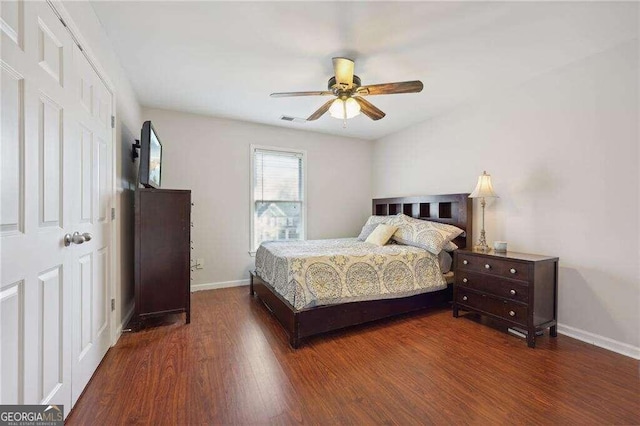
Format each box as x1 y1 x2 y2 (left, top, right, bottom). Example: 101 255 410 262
133 188 191 329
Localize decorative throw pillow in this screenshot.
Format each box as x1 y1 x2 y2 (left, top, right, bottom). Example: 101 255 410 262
365 224 398 246
389 214 464 255
357 215 391 241
438 250 453 273
444 241 459 251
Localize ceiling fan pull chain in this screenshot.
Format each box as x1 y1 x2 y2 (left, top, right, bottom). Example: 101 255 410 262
343 101 347 128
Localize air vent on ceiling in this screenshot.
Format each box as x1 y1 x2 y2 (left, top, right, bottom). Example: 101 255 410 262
280 115 306 123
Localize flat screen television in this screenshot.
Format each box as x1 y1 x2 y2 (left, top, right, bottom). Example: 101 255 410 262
140 121 162 188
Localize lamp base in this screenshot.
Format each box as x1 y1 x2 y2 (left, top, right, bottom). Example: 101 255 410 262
474 244 491 253
474 228 491 252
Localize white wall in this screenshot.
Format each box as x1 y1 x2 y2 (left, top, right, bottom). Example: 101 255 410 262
142 108 372 286
372 40 639 354
61 1 142 330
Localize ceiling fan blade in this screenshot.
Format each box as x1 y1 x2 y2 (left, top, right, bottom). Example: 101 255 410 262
332 57 355 88
270 91 334 98
307 99 336 121
356 80 423 96
354 97 385 121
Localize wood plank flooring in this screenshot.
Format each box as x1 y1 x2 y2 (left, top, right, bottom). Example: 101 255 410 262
66 286 640 425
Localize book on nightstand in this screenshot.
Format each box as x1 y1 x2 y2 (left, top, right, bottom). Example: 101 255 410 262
508 327 544 339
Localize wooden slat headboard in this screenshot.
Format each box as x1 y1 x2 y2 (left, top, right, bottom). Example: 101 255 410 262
372 193 473 249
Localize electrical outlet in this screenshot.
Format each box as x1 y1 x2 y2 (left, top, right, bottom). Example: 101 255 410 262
196 258 204 269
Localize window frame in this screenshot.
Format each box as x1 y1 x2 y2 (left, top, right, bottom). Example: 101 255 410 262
249 144 307 254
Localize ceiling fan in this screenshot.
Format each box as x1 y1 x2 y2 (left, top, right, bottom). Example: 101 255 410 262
270 57 423 125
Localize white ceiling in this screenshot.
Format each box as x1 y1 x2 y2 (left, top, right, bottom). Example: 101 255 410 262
90 1 637 140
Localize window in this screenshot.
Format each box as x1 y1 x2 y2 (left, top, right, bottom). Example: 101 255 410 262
250 146 306 252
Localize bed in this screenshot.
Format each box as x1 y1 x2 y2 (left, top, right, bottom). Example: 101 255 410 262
250 193 472 348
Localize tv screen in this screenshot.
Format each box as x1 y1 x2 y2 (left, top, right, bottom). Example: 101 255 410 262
140 121 162 188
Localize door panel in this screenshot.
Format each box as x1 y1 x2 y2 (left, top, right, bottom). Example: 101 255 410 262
75 38 93 115
96 81 109 129
96 136 107 222
79 125 93 223
38 265 63 403
36 18 63 85
39 94 63 227
94 248 108 336
1 0 24 48
0 63 24 235
78 253 92 356
0 280 24 404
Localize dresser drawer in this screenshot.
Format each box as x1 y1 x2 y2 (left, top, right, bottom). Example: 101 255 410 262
456 288 527 325
457 253 531 281
456 271 529 303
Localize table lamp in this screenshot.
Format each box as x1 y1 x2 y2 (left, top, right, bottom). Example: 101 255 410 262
469 171 498 252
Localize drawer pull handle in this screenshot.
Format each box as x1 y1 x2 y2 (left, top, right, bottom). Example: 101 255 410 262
510 268 517 274
462 296 468 301
509 310 516 317
485 264 491 269
463 260 468 265
510 289 517 296
462 278 468 283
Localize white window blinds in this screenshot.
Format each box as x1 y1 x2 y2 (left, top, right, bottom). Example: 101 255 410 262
252 148 305 251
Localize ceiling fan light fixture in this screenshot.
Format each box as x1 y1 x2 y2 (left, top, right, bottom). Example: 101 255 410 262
329 97 361 119
345 97 361 118
271 58 423 123
328 99 342 118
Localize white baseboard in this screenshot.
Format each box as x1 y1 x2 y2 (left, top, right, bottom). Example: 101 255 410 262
557 323 640 360
191 279 250 292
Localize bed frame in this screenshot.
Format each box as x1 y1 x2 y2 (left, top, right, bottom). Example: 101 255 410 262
250 193 473 348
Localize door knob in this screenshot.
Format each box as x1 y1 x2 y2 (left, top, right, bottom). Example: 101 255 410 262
64 231 86 247
82 232 93 242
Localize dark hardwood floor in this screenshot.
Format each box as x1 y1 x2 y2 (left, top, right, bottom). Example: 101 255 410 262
67 286 640 425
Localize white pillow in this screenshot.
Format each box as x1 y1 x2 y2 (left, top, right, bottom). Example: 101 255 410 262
365 224 398 246
389 214 464 255
445 241 459 251
357 215 391 241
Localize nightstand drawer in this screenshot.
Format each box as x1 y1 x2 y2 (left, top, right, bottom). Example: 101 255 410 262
456 271 529 303
456 288 527 325
457 253 531 281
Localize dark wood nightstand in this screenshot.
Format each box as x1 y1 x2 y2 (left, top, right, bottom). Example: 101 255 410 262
453 249 559 348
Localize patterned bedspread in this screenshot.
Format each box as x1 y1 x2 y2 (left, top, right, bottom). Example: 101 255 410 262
255 238 447 311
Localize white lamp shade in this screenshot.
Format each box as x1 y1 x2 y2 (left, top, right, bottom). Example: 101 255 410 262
329 98 361 119
329 99 343 118
469 171 498 198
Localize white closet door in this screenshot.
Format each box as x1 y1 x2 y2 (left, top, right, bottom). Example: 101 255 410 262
1 0 113 414
69 43 113 406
